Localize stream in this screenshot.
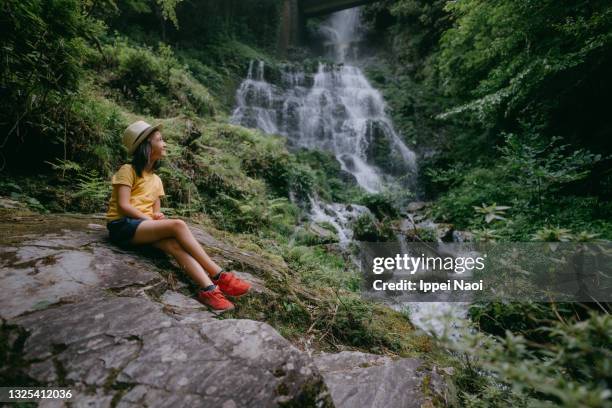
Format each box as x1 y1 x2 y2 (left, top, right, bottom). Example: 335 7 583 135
231 7 468 337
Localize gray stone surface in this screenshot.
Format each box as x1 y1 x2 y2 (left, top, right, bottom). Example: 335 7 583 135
0 231 161 319
314 351 448 408
406 201 428 212
231 271 271 295
1 214 333 407
159 290 216 323
1 212 447 407
314 351 392 373
14 296 332 407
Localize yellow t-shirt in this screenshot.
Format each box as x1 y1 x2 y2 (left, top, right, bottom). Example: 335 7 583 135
106 164 165 221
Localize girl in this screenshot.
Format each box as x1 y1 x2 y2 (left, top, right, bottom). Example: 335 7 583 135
106 120 250 311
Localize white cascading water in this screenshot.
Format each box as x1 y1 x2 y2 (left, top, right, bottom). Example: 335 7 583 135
231 8 416 194
231 7 467 337
308 196 370 245
319 6 364 62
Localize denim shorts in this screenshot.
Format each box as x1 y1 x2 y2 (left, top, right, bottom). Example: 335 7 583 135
107 217 144 245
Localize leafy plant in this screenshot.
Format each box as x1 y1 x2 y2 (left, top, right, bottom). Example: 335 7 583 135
472 229 501 243
352 214 395 242
440 313 612 407
473 203 511 224
499 133 604 215
46 159 110 212
531 226 574 242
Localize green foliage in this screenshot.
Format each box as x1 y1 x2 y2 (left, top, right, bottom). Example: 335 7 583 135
365 0 612 248
430 132 609 239
363 0 450 76
102 39 216 117
0 0 95 169
498 133 605 212
530 226 602 243
222 195 299 235
471 229 501 243
468 302 576 343
357 192 402 219
442 312 612 407
0 0 90 109
173 1 281 50
293 149 363 204
239 135 298 198
155 0 183 28
531 226 574 243
284 245 358 292
413 227 437 243
62 93 127 174
473 203 511 224
330 295 393 349
438 0 612 130
352 214 395 242
46 159 111 212
293 225 339 247
430 166 511 228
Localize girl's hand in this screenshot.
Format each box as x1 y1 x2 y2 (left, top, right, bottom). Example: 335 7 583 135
152 212 165 220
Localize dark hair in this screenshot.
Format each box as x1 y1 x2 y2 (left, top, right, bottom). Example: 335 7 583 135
131 135 161 177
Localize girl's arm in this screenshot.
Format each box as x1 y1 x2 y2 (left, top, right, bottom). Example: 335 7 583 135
152 198 165 220
116 185 152 220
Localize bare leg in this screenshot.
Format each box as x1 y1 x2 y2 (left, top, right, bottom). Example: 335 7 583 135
132 219 222 276
153 238 213 287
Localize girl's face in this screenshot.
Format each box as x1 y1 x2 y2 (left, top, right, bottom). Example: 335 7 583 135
149 131 166 161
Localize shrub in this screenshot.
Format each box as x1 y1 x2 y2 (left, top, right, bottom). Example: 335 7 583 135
1 0 90 139
352 214 395 242
103 39 217 117
46 159 111 213
442 312 612 407
430 166 511 228
358 192 402 219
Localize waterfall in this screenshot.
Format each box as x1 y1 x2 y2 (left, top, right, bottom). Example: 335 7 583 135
318 6 364 64
232 60 278 134
231 8 416 194
230 7 468 337
308 195 371 246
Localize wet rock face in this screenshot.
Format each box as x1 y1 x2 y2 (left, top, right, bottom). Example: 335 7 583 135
15 297 332 407
314 351 449 408
0 213 333 407
0 235 161 319
0 212 448 407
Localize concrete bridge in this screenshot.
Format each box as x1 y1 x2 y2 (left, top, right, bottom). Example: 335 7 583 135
278 0 377 52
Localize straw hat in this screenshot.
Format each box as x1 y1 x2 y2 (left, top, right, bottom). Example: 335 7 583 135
122 120 163 154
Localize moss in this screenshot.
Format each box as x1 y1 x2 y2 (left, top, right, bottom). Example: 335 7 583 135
224 255 431 359
278 376 334 408
0 321 38 387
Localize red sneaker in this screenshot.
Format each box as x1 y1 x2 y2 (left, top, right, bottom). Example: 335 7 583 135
214 271 251 297
197 286 234 311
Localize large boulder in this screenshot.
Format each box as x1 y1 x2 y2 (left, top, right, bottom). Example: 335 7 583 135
15 297 331 407
0 212 333 407
0 211 449 407
314 351 450 408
